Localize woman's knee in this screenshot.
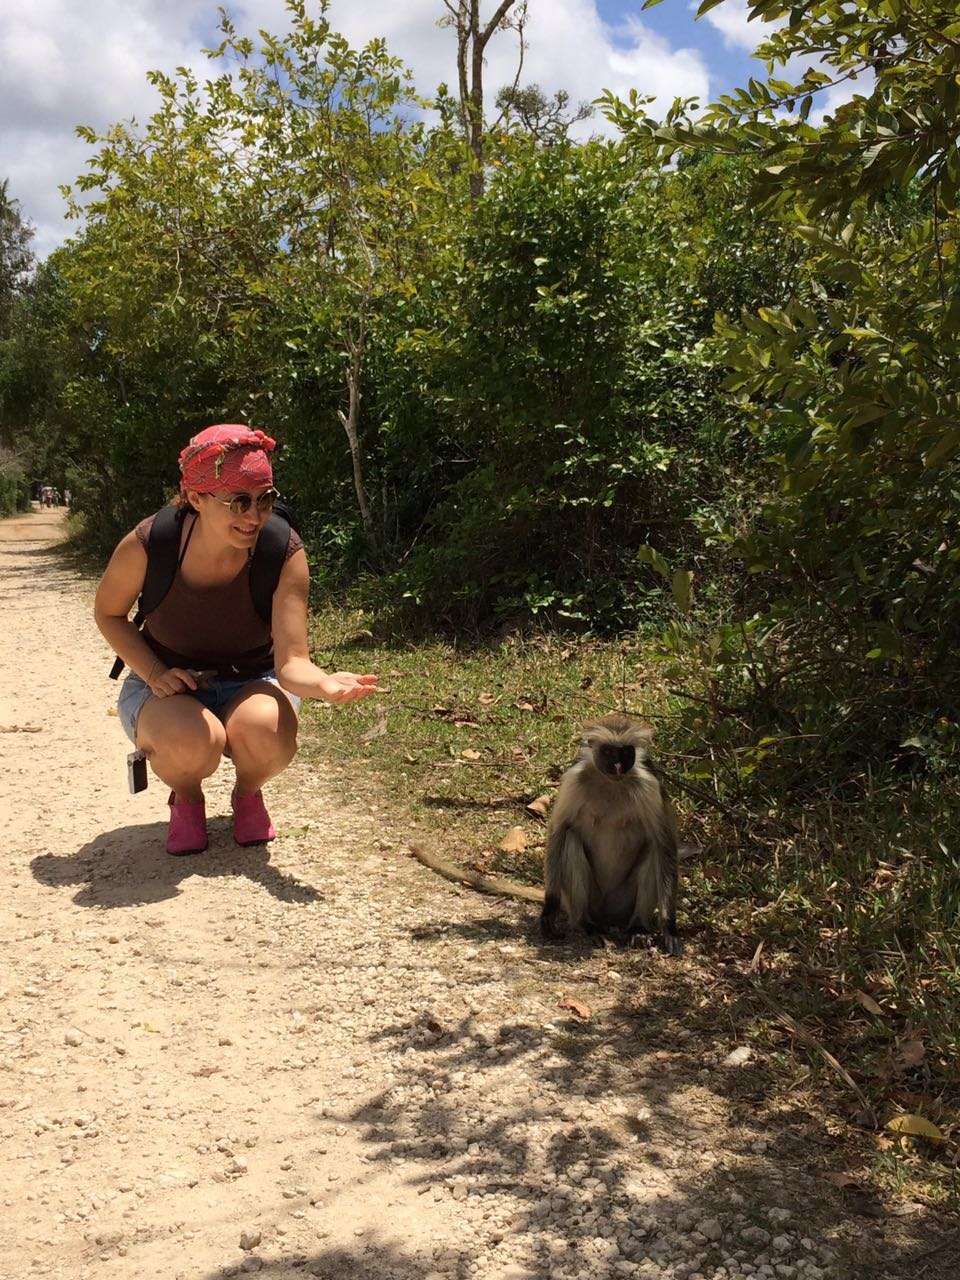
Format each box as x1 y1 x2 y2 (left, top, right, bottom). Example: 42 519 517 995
226 699 298 768
140 702 226 777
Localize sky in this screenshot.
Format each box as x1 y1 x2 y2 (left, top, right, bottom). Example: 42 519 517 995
1 0 782 258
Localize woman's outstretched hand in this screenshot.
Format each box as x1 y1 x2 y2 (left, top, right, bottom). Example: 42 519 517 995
319 672 380 704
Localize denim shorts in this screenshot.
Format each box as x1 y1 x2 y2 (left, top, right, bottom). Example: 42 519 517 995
117 669 301 746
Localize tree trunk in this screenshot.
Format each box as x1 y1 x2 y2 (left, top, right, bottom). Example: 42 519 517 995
336 338 378 553
445 0 520 201
469 1 485 199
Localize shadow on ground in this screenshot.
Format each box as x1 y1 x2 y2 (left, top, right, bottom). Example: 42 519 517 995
273 903 955 1280
202 1239 437 1280
31 819 324 908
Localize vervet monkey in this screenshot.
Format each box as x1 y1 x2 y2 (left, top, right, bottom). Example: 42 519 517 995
540 713 682 954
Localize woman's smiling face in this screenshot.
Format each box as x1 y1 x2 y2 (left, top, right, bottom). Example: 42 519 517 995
188 486 273 551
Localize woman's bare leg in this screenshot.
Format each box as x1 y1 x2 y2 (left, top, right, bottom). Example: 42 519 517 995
222 684 298 795
136 695 226 801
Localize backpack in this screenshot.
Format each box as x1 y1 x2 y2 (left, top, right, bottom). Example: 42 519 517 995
108 500 298 680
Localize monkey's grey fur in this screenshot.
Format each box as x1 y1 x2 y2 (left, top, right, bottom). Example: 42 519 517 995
540 713 682 954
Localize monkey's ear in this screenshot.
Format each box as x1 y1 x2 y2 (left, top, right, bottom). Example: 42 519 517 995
636 722 655 743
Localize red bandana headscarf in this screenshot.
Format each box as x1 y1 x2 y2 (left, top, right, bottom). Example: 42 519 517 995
178 424 276 496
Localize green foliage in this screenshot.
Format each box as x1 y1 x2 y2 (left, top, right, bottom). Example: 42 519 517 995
602 0 960 784
359 142 791 629
0 179 33 337
0 446 27 516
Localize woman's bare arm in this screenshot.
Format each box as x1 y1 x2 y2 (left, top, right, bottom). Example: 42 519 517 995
272 548 379 703
93 532 197 694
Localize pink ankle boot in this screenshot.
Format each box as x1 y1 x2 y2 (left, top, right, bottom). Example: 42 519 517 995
166 791 208 855
232 788 276 846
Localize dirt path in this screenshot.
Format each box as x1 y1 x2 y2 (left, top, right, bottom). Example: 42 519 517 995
0 510 942 1280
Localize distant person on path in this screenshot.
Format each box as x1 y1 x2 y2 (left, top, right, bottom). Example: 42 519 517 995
94 424 379 855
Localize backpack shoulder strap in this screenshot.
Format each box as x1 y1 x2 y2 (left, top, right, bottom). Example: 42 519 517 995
249 512 292 626
108 505 188 681
141 504 188 615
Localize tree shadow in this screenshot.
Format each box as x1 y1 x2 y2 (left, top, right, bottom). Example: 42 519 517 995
30 817 324 909
324 907 958 1280
422 794 533 812
0 542 86 602
201 1238 444 1280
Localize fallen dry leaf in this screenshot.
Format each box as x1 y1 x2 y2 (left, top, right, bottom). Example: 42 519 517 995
822 1172 861 1189
558 996 592 1020
360 708 388 743
526 794 552 818
515 700 536 712
460 748 481 761
478 692 497 706
499 826 528 853
854 989 884 1017
886 1113 944 1143
895 1040 926 1071
190 1065 222 1078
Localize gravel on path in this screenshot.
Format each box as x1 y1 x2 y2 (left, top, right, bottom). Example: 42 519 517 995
0 509 903 1280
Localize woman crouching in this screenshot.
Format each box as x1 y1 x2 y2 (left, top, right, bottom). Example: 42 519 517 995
94 424 378 855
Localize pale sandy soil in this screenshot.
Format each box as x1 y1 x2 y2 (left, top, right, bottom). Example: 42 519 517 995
0 510 951 1280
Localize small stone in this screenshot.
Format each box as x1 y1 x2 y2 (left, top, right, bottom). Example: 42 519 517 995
742 1226 771 1247
64 1029 83 1047
240 1258 262 1273
699 1218 723 1241
219 1037 233 1047
772 1236 792 1254
239 1230 262 1251
724 1046 753 1067
227 1157 248 1175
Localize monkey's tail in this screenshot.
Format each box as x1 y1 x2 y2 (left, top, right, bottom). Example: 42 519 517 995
408 842 544 904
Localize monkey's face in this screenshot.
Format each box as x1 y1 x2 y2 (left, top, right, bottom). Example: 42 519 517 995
593 742 636 778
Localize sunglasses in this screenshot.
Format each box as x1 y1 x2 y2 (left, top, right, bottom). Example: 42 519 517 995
208 487 279 516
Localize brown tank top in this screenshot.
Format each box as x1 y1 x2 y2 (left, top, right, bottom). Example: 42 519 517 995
134 512 304 678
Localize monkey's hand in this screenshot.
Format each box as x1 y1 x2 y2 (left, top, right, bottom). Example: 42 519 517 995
659 928 683 957
539 907 566 942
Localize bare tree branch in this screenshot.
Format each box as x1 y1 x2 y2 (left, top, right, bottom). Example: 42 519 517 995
480 0 517 48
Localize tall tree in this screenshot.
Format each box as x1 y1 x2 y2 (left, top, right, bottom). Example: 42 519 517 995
603 0 960 758
0 180 34 335
62 0 450 551
439 0 527 197
495 83 593 145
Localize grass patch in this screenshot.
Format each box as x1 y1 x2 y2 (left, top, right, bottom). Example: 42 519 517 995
299 602 960 1209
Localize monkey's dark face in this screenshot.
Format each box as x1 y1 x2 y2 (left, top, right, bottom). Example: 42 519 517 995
593 742 636 778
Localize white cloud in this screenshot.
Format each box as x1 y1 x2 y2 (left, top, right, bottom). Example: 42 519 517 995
329 0 709 132
699 0 775 53
1 1 710 257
